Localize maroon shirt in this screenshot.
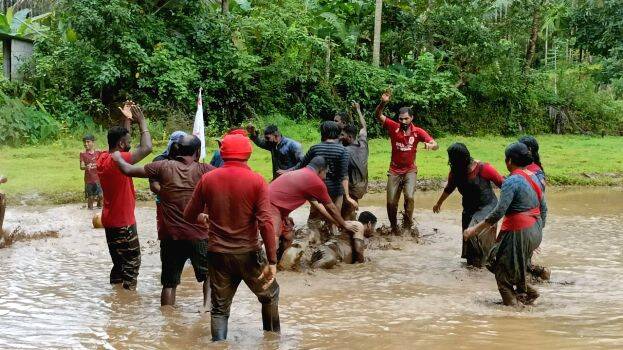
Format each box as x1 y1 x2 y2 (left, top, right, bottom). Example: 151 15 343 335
383 118 433 174
80 150 101 184
144 158 214 240
269 167 332 216
184 161 276 264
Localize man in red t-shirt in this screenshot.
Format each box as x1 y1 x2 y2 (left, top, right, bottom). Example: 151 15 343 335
183 134 279 341
96 102 153 291
79 134 102 210
269 156 358 260
374 92 439 233
112 135 213 307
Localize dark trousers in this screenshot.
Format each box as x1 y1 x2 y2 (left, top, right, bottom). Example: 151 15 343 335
208 251 280 341
105 224 141 290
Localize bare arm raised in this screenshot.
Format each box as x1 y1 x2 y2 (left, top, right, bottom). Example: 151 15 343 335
374 92 391 125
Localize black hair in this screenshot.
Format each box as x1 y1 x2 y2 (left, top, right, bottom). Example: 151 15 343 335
343 124 358 138
82 134 95 142
518 135 543 170
264 124 279 136
107 126 129 149
176 135 202 157
358 211 377 225
505 142 533 167
320 120 341 141
447 143 473 186
308 156 327 172
334 112 349 124
398 106 413 117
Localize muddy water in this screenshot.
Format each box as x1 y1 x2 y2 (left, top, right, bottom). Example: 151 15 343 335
0 188 622 349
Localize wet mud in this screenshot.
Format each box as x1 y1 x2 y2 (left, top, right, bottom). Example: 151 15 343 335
0 188 622 349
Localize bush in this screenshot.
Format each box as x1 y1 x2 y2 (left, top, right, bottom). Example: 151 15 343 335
0 94 60 145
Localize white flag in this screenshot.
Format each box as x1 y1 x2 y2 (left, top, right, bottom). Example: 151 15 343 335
192 88 206 161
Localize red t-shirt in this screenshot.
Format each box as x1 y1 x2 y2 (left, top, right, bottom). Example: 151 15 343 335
269 167 332 215
383 118 433 174
97 151 136 228
80 150 101 184
526 163 542 173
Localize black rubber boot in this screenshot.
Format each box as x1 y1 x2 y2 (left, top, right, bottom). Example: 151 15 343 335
261 303 281 332
211 316 228 341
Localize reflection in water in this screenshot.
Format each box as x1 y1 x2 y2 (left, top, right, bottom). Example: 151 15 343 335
0 188 622 349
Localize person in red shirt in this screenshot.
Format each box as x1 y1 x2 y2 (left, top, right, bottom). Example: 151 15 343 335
183 134 279 341
80 134 102 210
374 92 439 234
432 143 504 267
269 156 358 260
96 102 153 291
112 135 214 307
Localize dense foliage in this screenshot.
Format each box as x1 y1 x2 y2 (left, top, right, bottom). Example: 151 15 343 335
1 0 622 145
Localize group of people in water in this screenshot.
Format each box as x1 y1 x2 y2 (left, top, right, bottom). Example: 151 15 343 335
69 92 550 341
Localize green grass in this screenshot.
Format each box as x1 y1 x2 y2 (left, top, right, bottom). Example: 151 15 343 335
1 117 622 204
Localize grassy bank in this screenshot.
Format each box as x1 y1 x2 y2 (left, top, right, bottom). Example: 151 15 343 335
1 119 622 204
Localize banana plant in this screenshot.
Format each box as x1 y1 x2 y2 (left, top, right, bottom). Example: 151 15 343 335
0 6 50 39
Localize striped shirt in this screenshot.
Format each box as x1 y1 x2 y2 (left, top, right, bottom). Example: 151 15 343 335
295 140 349 197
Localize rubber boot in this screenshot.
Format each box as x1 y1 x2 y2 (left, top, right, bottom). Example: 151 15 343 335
211 316 228 341
261 303 280 332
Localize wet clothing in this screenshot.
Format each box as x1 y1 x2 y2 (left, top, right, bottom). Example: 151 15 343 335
80 150 101 184
84 183 102 198
209 150 224 168
269 167 332 215
526 163 546 191
308 194 343 230
97 151 136 228
485 169 547 304
160 238 209 287
383 118 433 175
105 224 141 290
387 171 417 228
208 251 280 340
250 134 303 179
295 141 349 197
144 158 213 241
345 220 366 240
345 129 369 199
444 162 503 267
184 161 277 264
149 154 168 204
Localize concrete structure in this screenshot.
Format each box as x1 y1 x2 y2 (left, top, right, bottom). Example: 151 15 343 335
1 34 34 81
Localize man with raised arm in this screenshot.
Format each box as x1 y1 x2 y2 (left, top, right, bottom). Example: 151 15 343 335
183 134 279 341
340 102 369 220
96 101 152 291
374 92 438 234
112 135 214 308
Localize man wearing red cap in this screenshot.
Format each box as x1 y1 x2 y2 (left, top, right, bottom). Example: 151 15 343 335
184 134 279 342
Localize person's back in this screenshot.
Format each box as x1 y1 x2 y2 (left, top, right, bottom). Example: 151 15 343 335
145 159 212 240
305 141 348 197
269 167 330 215
194 163 272 254
97 151 136 228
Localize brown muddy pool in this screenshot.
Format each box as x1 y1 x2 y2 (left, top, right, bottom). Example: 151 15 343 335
0 188 622 349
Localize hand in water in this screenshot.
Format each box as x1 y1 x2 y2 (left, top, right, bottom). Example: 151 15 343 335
433 204 441 213
258 264 276 290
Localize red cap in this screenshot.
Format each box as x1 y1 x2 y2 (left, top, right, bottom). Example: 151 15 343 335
220 134 252 160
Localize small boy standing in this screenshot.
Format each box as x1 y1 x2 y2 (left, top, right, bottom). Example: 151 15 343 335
80 134 102 209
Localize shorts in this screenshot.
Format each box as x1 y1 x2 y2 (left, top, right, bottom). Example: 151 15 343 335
160 238 210 288
85 183 102 198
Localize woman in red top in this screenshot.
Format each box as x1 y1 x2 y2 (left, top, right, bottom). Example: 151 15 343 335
433 143 504 267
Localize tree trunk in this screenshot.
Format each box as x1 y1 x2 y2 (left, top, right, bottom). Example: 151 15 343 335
524 6 540 71
544 26 548 67
222 0 229 14
325 37 331 80
372 0 383 67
